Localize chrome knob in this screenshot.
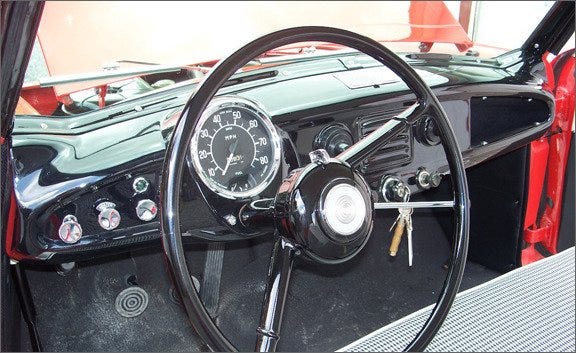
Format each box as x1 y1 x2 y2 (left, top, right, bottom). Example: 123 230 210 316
58 215 83 244
135 199 157 221
416 168 432 190
430 171 442 188
96 202 121 230
416 168 442 189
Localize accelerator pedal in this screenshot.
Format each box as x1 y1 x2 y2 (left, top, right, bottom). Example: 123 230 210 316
199 243 225 316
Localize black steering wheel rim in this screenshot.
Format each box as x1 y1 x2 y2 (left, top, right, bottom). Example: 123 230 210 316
160 26 469 352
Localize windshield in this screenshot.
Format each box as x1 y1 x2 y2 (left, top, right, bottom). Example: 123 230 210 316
17 1 566 118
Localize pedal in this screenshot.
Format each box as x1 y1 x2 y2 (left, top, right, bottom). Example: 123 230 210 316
200 243 225 316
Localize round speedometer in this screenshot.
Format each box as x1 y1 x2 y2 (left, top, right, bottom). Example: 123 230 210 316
189 97 281 199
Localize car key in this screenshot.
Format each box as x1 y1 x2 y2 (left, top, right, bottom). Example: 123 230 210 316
404 208 414 266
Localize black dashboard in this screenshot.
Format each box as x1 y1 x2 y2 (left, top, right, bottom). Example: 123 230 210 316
10 54 554 262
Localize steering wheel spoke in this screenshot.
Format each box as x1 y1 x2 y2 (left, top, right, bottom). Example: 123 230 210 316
337 101 425 168
374 200 455 209
255 237 299 352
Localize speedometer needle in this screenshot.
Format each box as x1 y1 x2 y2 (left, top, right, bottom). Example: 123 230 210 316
222 139 239 176
222 152 233 175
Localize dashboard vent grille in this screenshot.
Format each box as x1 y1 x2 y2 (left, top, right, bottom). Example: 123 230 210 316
358 112 413 182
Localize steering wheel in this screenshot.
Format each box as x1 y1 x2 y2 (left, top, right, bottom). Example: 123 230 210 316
161 27 469 352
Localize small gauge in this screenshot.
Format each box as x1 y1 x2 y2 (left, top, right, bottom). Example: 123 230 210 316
415 114 441 146
58 215 83 244
135 199 157 221
133 177 149 194
98 207 121 230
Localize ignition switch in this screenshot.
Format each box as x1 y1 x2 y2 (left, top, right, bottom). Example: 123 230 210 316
380 175 410 202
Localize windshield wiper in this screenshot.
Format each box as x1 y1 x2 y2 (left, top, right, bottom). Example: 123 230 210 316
493 49 523 68
406 53 454 61
257 47 357 65
223 70 279 87
404 52 502 67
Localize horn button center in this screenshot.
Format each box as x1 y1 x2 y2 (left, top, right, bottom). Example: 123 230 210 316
322 183 367 238
274 160 374 264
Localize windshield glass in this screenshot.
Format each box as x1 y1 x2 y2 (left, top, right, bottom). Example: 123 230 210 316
17 1 563 118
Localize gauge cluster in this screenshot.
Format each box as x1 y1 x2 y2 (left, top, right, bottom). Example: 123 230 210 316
36 97 292 258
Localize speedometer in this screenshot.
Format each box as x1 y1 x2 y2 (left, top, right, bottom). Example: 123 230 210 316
189 97 281 199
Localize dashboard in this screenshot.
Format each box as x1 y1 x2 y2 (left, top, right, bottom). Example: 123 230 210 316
10 54 554 262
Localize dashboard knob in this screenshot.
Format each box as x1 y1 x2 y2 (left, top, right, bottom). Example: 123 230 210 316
430 171 443 188
135 199 157 221
97 203 121 230
416 168 432 190
58 215 83 244
415 168 442 189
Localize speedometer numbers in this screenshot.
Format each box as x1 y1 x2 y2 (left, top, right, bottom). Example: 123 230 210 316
190 98 281 199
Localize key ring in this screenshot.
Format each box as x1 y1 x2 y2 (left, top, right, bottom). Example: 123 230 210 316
401 184 411 203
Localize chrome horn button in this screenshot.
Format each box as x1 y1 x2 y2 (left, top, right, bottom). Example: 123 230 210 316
322 183 367 237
